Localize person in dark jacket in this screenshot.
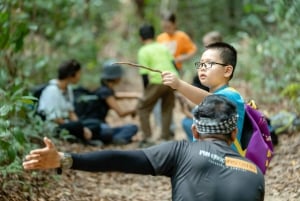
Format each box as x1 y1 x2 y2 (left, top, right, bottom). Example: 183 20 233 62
23 94 264 201
78 61 138 145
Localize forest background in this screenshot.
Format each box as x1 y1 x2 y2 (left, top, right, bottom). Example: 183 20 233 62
0 0 300 200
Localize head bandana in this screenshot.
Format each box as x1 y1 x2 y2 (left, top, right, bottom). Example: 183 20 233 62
193 114 237 135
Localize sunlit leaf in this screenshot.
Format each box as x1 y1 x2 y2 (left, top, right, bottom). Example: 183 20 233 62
0 105 12 116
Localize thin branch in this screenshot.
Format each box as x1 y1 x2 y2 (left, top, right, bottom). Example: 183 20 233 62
113 62 162 74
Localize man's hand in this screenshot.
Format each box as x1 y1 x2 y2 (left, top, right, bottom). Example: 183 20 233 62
69 111 79 121
23 137 62 170
161 71 181 89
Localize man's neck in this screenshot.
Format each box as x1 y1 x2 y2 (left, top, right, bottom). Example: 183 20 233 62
200 136 231 145
57 80 68 91
143 39 154 44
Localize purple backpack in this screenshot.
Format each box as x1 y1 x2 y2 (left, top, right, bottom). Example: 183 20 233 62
240 103 274 174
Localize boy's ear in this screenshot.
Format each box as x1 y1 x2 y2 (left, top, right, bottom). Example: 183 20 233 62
224 65 233 78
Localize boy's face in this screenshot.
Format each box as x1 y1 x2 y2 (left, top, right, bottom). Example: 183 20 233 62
197 49 232 92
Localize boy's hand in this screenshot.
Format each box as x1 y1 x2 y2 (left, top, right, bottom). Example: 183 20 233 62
23 137 61 170
161 71 181 89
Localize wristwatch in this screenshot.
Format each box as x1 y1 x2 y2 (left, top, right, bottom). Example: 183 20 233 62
57 152 73 174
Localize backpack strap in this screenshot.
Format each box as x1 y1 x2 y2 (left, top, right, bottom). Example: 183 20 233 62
233 139 246 156
248 100 257 109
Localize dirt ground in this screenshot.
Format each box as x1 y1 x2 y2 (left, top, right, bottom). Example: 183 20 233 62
1 72 299 201
1 101 300 201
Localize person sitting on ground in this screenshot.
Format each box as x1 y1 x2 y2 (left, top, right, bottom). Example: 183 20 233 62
38 59 100 145
77 61 139 145
23 94 265 201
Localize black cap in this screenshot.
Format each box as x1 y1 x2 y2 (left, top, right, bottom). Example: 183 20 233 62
101 60 123 79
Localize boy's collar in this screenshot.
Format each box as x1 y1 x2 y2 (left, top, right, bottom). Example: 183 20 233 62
213 85 228 93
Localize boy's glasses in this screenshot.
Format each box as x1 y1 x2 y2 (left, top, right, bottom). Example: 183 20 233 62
195 61 227 70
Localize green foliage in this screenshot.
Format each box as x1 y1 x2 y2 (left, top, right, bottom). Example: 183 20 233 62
0 84 57 175
281 83 300 114
0 1 125 188
1 0 124 87
228 0 299 107
255 1 299 97
0 1 30 52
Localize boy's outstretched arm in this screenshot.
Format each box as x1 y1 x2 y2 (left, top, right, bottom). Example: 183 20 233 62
161 71 210 104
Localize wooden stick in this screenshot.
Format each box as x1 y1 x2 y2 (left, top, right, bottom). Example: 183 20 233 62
113 62 162 74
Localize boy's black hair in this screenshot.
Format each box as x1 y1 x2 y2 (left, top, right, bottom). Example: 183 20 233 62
139 24 155 40
58 59 81 80
206 42 237 79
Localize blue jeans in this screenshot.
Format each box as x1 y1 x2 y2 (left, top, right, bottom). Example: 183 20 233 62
182 117 193 141
100 123 138 144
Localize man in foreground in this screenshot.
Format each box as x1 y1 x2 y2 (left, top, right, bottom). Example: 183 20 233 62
23 94 264 201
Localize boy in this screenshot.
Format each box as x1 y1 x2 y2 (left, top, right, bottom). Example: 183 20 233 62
181 31 223 140
162 42 245 154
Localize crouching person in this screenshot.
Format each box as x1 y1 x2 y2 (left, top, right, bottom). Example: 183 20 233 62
23 94 264 201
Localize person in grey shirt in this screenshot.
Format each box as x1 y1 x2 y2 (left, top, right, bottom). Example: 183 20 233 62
23 94 264 201
38 59 101 145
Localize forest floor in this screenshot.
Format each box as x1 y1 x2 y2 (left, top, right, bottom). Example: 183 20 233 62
0 74 299 201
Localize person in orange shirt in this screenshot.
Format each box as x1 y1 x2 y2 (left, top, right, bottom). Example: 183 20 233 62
155 12 197 136
157 12 197 74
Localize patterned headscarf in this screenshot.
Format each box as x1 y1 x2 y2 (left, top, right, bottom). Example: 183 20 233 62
193 113 238 135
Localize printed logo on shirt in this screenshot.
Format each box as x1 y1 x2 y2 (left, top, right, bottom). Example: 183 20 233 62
225 157 257 174
199 150 225 167
198 149 257 173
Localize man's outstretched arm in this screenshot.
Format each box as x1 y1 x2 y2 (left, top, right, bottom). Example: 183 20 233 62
23 137 155 175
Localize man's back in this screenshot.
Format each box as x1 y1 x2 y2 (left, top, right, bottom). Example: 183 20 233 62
143 140 265 201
